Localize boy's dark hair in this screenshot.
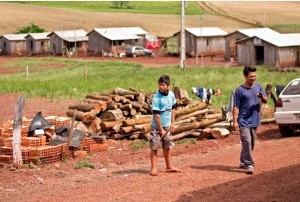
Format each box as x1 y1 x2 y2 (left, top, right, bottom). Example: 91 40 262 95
158 75 170 85
243 65 256 76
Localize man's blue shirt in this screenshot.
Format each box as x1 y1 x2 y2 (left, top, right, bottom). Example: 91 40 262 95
234 83 265 128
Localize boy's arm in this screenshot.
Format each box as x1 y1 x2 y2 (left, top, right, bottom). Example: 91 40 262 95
153 112 166 137
233 107 239 132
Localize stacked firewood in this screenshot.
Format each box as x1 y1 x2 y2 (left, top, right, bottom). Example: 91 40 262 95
66 87 227 141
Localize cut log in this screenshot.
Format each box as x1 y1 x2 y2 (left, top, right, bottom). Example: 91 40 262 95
176 109 208 121
124 95 135 100
173 86 189 100
175 117 197 125
129 133 140 140
120 104 132 111
197 113 222 120
79 99 107 111
133 123 151 134
175 102 207 117
100 120 121 131
86 94 113 103
88 117 102 135
112 122 123 133
210 128 230 139
120 126 133 134
186 100 201 108
107 103 118 110
115 87 141 96
140 132 150 141
173 117 224 135
136 94 145 102
129 109 136 117
101 109 123 121
122 110 129 116
171 131 201 141
122 116 152 126
128 101 142 111
69 103 101 113
66 109 98 124
74 121 89 134
111 133 130 140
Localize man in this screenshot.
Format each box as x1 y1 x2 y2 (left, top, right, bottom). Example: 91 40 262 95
192 87 222 104
150 75 180 176
233 66 267 174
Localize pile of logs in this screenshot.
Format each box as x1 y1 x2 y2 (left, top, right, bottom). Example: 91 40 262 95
66 87 227 141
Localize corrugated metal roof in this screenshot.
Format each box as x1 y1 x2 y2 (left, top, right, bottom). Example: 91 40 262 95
1 34 27 41
91 27 147 40
185 27 228 37
237 27 281 37
47 29 88 41
236 29 300 47
25 32 51 40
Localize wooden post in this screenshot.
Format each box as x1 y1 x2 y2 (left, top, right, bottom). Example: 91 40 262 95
84 64 87 79
67 110 77 147
12 96 25 169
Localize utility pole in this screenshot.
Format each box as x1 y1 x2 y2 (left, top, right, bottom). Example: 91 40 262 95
200 15 203 66
180 0 186 70
74 17 77 57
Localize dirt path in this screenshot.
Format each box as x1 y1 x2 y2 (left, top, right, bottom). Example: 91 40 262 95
1 125 300 201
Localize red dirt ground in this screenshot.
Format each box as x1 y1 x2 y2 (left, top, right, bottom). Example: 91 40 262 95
0 55 299 202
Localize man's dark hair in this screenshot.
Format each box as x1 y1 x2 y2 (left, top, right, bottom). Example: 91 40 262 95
243 65 256 76
158 75 170 85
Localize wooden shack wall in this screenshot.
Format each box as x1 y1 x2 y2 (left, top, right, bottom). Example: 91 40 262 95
26 36 50 55
225 32 248 60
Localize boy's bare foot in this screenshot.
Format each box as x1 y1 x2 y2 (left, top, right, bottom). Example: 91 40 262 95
166 168 181 173
150 170 158 176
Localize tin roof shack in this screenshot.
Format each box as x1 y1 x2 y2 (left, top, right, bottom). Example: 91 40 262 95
47 29 88 56
236 33 300 67
25 32 50 55
225 28 280 60
0 34 27 55
87 27 147 56
166 27 227 57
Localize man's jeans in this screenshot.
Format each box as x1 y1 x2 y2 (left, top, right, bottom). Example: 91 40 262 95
240 127 257 166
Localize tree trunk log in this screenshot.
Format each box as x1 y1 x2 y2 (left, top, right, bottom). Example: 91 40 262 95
124 95 135 100
172 131 201 141
69 103 101 113
120 126 133 134
79 99 107 111
66 109 98 124
115 87 141 96
13 96 25 169
86 94 112 103
175 102 207 117
100 120 121 131
88 117 102 135
173 117 224 135
120 104 132 111
175 117 197 125
210 128 230 139
133 123 151 134
122 116 152 126
176 109 208 121
101 109 123 121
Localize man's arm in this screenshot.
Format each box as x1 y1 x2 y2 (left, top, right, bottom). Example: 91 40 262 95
233 106 239 132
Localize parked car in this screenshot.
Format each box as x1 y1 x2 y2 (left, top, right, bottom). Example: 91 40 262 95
275 78 300 136
126 46 154 58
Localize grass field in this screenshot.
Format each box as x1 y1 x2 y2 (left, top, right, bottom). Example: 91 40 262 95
15 1 205 15
1 58 299 108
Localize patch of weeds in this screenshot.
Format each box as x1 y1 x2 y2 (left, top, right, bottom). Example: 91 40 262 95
129 140 148 150
175 138 197 148
75 161 95 169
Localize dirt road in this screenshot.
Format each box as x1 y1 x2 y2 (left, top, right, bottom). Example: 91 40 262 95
1 123 299 201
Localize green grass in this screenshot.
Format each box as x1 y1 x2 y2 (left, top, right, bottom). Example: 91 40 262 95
14 1 206 15
129 139 148 150
271 24 300 33
0 57 299 109
75 160 95 169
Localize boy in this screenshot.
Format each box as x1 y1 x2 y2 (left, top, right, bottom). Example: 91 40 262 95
150 75 180 176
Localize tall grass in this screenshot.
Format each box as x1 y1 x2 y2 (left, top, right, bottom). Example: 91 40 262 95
271 24 300 33
0 57 299 108
14 1 205 15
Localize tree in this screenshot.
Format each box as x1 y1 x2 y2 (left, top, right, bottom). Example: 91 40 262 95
14 23 45 34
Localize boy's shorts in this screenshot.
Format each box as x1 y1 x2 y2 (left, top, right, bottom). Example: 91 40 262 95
149 126 174 150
